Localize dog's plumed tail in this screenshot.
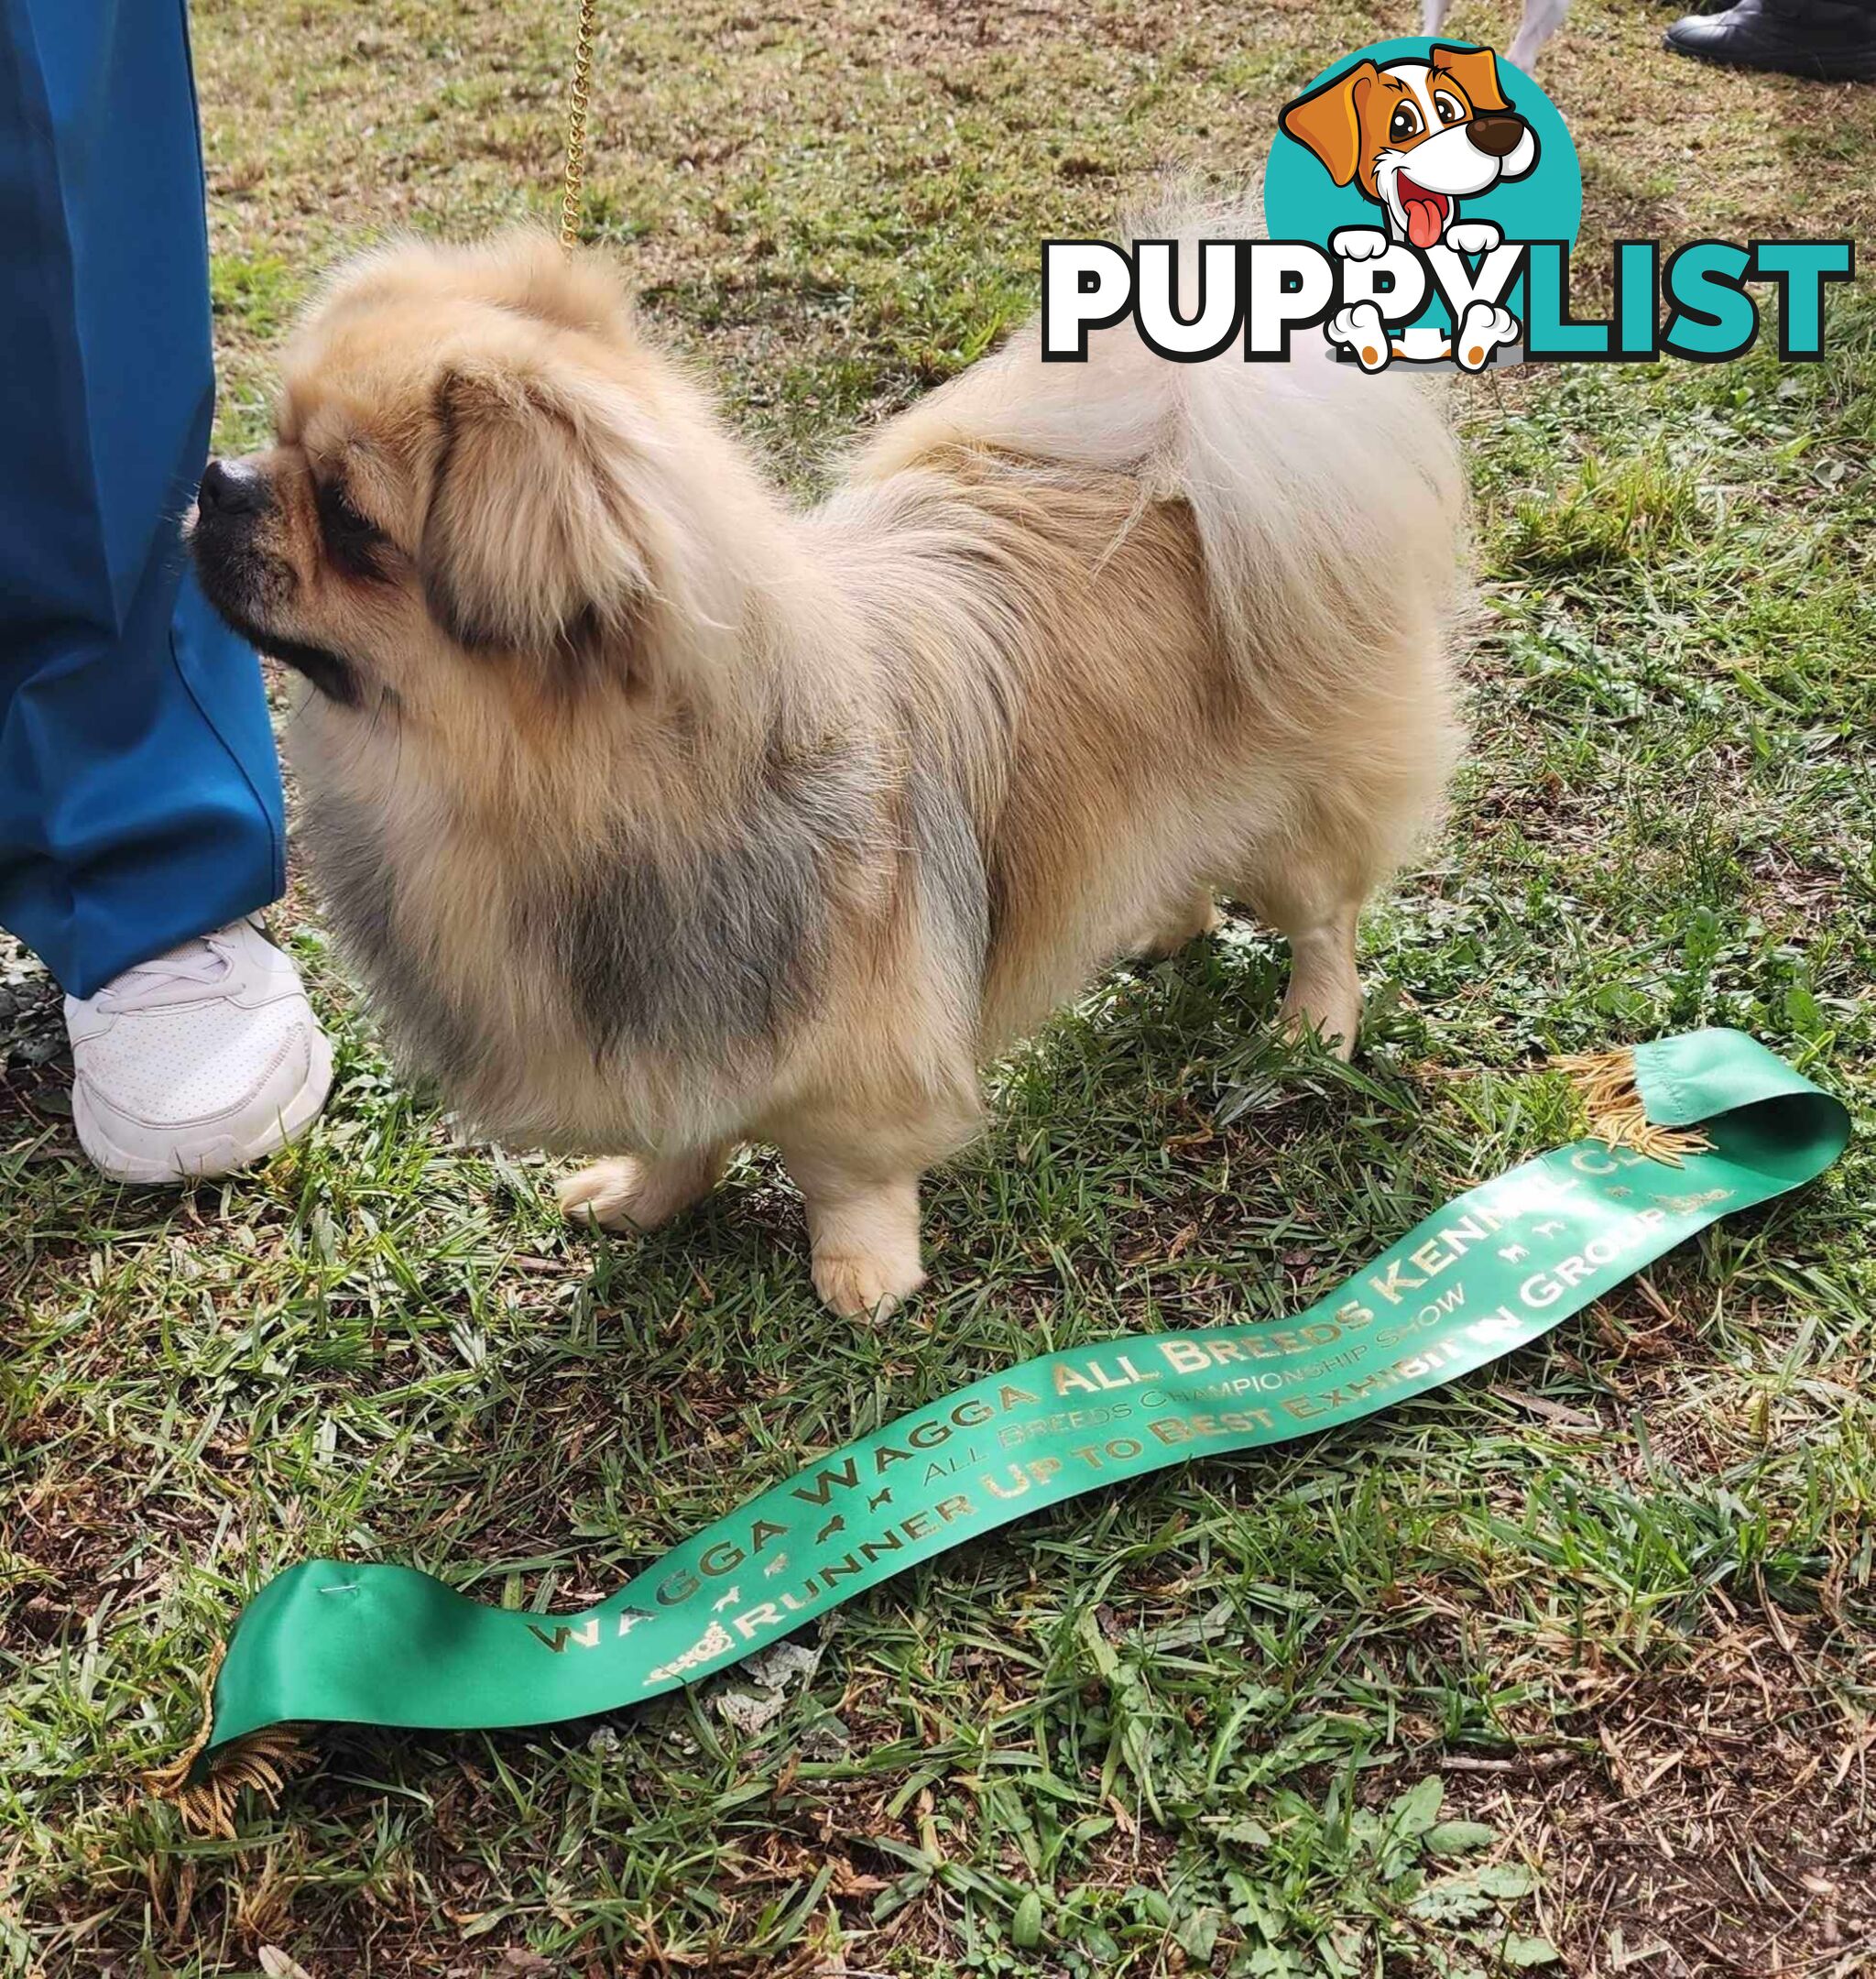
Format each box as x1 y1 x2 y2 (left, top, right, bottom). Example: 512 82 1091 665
854 191 1467 729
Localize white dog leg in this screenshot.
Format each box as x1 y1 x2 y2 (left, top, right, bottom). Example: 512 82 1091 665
1330 226 1390 264
1444 220 1504 256
1422 0 1454 34
1453 300 1520 372
1326 301 1391 373
1508 0 1570 69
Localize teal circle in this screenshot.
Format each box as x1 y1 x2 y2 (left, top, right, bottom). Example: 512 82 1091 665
1263 38 1582 337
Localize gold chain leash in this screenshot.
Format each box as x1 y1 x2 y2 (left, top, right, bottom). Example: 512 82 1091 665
560 0 599 255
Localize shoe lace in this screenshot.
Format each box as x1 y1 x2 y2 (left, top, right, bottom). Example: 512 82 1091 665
93 929 238 1009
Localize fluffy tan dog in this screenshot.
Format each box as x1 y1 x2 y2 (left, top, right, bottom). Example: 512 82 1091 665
191 223 1464 1317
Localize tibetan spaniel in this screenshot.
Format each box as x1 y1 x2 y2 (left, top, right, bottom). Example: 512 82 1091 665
191 218 1464 1316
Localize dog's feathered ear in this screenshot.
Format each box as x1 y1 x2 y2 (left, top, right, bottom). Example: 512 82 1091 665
1279 60 1379 188
420 355 649 659
1429 44 1511 115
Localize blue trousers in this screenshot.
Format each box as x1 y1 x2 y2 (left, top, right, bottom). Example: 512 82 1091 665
0 0 283 1000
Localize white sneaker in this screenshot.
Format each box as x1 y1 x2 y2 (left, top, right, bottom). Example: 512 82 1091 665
64 918 333 1185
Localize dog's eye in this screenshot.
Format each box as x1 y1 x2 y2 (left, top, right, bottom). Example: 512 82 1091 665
1389 102 1423 143
1433 90 1467 125
315 476 389 580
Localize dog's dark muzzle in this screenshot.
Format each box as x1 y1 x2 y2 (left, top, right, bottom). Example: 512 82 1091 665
191 457 275 596
191 460 365 708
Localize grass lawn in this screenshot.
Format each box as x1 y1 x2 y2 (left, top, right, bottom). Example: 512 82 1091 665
5 0 1876 1973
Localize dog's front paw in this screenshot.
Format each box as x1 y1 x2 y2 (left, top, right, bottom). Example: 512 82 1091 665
1445 220 1502 255
1330 226 1390 262
1453 301 1520 371
813 1248 926 1320
558 1149 725 1232
1327 301 1391 371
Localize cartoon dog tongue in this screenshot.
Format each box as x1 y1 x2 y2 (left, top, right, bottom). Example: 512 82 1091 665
1403 193 1445 249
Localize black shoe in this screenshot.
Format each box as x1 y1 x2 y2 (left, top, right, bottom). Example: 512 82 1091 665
1664 0 1876 79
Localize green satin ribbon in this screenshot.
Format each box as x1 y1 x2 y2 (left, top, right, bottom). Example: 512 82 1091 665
170 1030 1848 1788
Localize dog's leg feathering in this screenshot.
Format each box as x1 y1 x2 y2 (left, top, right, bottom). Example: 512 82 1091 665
558 1144 733 1233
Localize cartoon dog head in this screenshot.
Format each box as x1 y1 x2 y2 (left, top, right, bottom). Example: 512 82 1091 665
1280 46 1538 249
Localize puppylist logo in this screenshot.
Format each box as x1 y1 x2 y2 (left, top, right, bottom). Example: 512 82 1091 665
1042 38 1853 371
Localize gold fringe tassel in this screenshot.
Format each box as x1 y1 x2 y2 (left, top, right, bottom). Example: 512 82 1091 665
142 1640 317 1836
1554 1047 1711 1167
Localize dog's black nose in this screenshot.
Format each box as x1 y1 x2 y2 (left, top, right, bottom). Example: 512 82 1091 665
1467 115 1526 159
199 458 267 517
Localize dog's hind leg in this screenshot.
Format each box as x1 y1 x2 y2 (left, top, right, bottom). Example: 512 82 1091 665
1275 901 1363 1058
1134 888 1224 961
1227 835 1370 1060
1232 618 1456 1060
558 1143 733 1233
1264 893 1364 1060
